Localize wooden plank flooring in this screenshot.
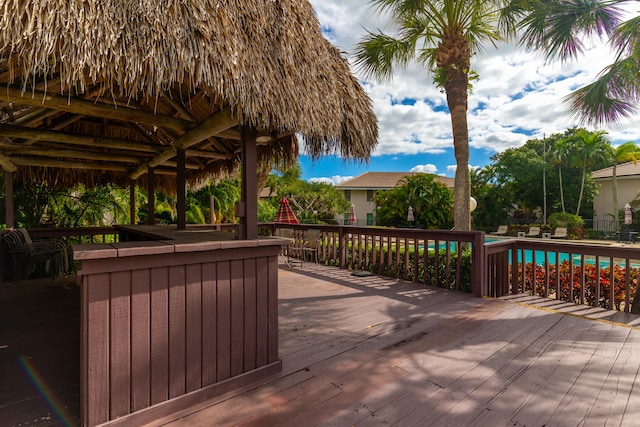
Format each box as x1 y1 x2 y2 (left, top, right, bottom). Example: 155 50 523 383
0 276 80 427
153 264 640 427
4 264 640 426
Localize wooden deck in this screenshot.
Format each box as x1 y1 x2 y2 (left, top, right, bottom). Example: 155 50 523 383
152 263 640 427
4 263 640 426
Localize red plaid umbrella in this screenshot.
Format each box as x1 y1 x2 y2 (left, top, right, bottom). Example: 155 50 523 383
274 197 299 224
348 203 357 225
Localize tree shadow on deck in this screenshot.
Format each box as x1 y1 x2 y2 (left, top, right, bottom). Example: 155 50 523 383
0 276 80 427
274 264 640 426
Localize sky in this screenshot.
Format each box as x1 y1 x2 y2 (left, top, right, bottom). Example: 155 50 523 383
299 0 640 185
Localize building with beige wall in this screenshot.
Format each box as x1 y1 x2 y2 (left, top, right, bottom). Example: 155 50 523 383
592 161 640 229
335 172 454 226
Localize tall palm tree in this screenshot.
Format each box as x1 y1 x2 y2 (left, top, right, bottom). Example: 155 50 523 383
611 141 640 225
572 129 611 215
549 136 574 214
354 0 505 231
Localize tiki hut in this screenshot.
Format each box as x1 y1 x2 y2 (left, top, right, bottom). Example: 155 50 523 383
0 1 378 426
0 0 378 229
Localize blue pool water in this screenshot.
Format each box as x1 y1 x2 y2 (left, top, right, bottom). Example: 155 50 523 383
424 238 633 268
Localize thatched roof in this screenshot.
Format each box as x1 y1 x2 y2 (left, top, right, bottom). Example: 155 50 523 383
0 0 378 192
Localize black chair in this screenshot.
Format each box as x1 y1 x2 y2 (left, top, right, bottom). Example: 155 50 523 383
617 229 638 244
1 229 68 282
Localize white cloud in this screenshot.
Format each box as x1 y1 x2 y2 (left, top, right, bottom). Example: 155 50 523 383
308 177 335 185
410 164 438 174
308 0 640 161
308 175 353 185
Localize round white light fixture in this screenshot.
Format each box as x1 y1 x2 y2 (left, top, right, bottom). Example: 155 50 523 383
470 196 477 212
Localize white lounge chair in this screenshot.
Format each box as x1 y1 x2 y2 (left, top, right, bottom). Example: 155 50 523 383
492 225 508 236
525 226 541 237
551 227 567 239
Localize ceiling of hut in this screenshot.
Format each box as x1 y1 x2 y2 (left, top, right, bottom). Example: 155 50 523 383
0 72 297 190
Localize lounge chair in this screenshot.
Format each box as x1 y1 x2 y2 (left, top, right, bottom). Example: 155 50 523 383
551 227 568 239
525 226 541 237
492 225 508 236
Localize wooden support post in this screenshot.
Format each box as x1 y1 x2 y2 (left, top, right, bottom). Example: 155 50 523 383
129 181 136 225
177 149 186 230
147 169 155 225
239 125 258 240
5 171 14 228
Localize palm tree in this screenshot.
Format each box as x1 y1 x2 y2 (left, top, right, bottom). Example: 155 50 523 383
611 141 640 225
572 129 611 215
549 136 573 214
503 0 638 125
354 0 505 231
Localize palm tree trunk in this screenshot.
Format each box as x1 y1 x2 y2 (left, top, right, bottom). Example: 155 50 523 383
575 157 587 215
613 163 619 230
558 166 565 213
444 72 470 231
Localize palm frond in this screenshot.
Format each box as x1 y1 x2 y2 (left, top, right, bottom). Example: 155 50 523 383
516 0 623 62
563 56 640 124
354 30 416 82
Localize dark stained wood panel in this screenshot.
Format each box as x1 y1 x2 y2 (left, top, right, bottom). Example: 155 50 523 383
84 273 110 426
75 242 281 426
185 263 203 393
131 268 151 412
202 262 218 386
168 265 186 399
150 266 170 406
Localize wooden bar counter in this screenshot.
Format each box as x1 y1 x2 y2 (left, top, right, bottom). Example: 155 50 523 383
73 225 284 426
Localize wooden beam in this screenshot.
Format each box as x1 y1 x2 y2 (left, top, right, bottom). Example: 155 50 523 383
239 125 258 240
10 157 130 171
0 151 17 172
129 181 136 225
5 171 14 228
147 169 155 225
177 149 186 230
185 148 229 159
0 123 161 153
0 144 142 163
0 86 196 132
128 108 236 179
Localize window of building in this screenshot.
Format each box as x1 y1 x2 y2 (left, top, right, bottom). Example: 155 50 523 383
367 190 375 202
344 190 351 201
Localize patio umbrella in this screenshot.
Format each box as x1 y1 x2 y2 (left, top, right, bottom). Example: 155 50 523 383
274 197 299 224
349 203 357 225
407 206 414 223
625 203 633 225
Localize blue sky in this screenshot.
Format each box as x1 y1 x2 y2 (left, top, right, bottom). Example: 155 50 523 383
301 0 640 184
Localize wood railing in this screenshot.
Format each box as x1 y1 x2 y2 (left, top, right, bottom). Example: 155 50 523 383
16 224 640 313
485 237 640 313
264 223 486 296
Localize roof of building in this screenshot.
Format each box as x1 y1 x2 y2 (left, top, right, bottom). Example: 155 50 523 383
336 172 454 189
592 161 640 179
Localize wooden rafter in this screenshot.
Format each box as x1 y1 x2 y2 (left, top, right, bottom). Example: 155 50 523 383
129 108 237 179
0 123 161 153
0 87 196 132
